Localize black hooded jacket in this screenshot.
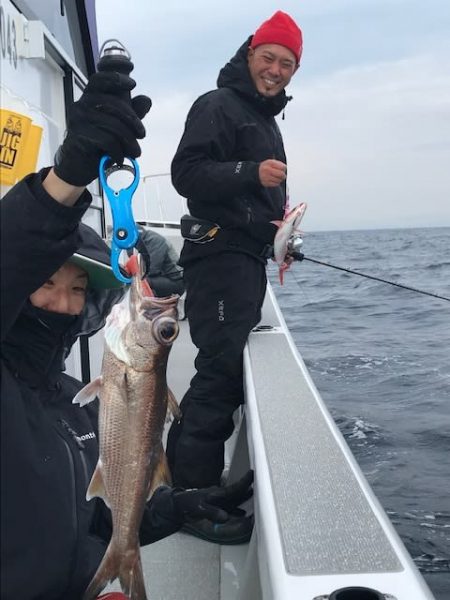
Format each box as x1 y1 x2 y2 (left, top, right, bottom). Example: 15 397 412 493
0 171 183 600
172 37 291 265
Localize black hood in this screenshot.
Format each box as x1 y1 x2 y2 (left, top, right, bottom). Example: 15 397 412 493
1 224 126 385
217 36 290 117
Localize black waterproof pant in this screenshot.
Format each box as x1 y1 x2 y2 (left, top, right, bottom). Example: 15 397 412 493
166 252 267 488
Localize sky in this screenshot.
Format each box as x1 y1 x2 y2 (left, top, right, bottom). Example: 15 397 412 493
95 0 450 231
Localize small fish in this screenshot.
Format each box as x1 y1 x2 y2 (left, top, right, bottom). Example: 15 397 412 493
272 202 307 284
73 253 180 600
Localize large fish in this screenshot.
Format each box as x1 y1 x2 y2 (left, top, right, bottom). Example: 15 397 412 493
73 253 180 600
272 202 307 284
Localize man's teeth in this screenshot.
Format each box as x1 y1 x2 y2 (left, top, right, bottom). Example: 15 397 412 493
263 78 277 86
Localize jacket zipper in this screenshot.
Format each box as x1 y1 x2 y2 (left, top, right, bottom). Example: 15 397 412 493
54 426 79 594
55 420 90 595
55 425 78 535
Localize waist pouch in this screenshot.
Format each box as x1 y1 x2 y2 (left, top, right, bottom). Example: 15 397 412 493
180 214 220 243
180 214 273 259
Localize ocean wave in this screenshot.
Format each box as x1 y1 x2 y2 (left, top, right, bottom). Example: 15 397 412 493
306 353 415 380
414 428 450 451
387 510 450 574
334 414 383 442
426 261 450 270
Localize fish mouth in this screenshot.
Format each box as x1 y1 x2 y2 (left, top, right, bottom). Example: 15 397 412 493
129 253 180 344
134 253 154 299
137 294 179 345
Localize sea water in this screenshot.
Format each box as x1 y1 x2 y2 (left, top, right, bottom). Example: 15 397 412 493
269 226 450 599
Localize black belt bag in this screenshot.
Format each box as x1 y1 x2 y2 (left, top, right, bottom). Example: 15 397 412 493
180 215 273 259
180 214 220 243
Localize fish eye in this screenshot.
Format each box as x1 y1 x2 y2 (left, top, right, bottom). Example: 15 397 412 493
161 324 176 339
153 317 179 345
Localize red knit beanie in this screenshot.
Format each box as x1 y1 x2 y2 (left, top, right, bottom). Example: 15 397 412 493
250 11 303 64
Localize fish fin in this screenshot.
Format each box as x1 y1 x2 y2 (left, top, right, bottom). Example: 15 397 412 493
86 463 109 506
72 376 103 407
119 547 147 600
148 445 172 499
82 540 121 600
166 387 181 422
105 308 131 365
270 219 283 228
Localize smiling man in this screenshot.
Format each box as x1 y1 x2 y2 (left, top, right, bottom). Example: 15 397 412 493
166 11 302 543
247 13 300 98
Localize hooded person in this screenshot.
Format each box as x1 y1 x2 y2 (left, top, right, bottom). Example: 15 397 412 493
0 175 254 600
0 64 253 599
134 223 184 298
166 11 302 541
2 222 125 384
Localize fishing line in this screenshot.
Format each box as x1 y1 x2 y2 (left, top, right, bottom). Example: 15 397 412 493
293 255 450 302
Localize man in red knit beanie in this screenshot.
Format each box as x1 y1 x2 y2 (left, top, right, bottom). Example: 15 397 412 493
251 10 303 64
166 11 302 543
247 10 302 98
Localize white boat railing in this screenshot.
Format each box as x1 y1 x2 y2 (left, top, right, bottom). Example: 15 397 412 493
230 285 435 600
137 172 187 226
102 171 187 230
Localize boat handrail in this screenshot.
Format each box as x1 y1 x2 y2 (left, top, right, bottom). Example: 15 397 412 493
234 284 434 600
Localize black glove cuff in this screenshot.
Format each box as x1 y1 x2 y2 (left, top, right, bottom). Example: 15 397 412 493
54 139 100 187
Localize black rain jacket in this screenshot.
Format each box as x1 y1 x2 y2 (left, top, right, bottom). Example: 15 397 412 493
172 37 291 266
0 171 183 600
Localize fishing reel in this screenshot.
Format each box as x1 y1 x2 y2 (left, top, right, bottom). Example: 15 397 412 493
287 233 304 261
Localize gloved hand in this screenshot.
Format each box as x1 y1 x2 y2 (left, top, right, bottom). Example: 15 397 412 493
54 71 152 186
172 470 254 524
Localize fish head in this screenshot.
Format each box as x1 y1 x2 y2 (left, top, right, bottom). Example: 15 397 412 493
105 254 179 368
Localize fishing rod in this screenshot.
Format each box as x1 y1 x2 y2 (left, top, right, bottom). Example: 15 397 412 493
286 237 450 303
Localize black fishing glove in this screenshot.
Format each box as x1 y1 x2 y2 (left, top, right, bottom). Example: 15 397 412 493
54 71 152 186
172 470 254 524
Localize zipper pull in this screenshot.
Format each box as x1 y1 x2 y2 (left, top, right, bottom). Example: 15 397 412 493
59 419 85 450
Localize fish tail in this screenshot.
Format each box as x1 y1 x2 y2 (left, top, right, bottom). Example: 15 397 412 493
82 541 121 600
119 548 147 600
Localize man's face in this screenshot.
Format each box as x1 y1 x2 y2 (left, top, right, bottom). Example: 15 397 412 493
247 44 298 97
29 262 88 315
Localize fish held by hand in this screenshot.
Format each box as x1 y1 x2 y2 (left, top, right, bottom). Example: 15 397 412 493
73 253 180 600
272 202 307 284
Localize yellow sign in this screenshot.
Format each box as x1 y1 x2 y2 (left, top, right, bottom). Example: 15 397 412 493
0 109 43 185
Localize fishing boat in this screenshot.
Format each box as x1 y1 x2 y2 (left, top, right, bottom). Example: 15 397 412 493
0 1 436 598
